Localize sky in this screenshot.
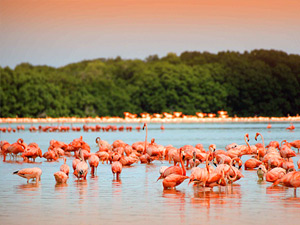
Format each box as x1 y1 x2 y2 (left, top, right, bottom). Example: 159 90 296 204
1 0 300 68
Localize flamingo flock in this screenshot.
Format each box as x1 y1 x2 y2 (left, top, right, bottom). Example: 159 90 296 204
2 125 300 195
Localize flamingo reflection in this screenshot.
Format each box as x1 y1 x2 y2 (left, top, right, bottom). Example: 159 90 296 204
75 179 88 203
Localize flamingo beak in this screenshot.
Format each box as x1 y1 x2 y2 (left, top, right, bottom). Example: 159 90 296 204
156 175 162 182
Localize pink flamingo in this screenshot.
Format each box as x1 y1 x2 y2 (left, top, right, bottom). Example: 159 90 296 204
289 140 300 153
111 161 122 180
255 132 267 159
74 149 89 180
156 148 186 181
279 144 296 160
162 148 189 189
88 154 100 175
286 123 295 130
13 167 42 183
5 138 26 161
266 167 286 183
54 171 68 183
272 171 300 195
244 158 262 170
72 158 81 172
60 157 70 176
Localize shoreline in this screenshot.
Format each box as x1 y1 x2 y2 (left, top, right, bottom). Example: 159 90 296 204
1 116 300 124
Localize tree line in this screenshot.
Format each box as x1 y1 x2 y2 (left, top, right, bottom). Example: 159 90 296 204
1 49 300 118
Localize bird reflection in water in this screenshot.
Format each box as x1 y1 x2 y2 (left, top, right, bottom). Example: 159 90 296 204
55 183 68 189
75 179 88 204
16 182 40 190
162 189 186 223
15 182 41 197
112 179 122 197
191 184 242 208
162 189 186 199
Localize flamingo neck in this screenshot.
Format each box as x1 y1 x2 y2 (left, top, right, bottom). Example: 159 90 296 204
179 149 186 176
259 133 266 152
205 152 210 173
245 134 250 150
144 124 148 154
229 158 238 181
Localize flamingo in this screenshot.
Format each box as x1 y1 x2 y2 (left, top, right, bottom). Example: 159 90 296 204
72 158 81 172
289 140 300 153
156 148 186 181
22 144 43 162
279 144 296 160
139 123 152 164
60 157 70 176
5 138 26 161
43 149 58 161
244 158 262 170
111 161 122 180
281 161 295 172
54 171 68 183
266 167 286 183
162 148 189 189
238 133 257 156
272 171 300 195
188 152 213 187
88 154 100 175
74 149 89 180
13 167 42 183
189 151 201 168
255 132 266 159
286 123 295 130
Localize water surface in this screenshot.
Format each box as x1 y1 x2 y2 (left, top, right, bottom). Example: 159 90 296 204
0 122 299 225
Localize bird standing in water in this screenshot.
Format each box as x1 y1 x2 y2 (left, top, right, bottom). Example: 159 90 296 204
13 167 42 183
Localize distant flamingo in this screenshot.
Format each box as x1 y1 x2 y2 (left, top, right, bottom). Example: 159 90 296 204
74 149 89 180
54 171 68 183
111 161 122 180
267 122 272 129
13 167 42 183
60 157 70 176
286 123 295 130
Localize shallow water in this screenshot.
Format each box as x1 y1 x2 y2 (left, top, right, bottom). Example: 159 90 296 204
0 122 299 225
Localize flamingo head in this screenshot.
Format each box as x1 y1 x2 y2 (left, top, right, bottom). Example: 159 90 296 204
142 123 147 130
255 132 260 141
245 133 250 142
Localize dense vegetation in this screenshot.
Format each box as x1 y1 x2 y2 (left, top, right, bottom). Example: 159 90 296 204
1 49 300 118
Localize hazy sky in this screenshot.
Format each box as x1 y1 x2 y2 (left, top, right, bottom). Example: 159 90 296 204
1 0 300 68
